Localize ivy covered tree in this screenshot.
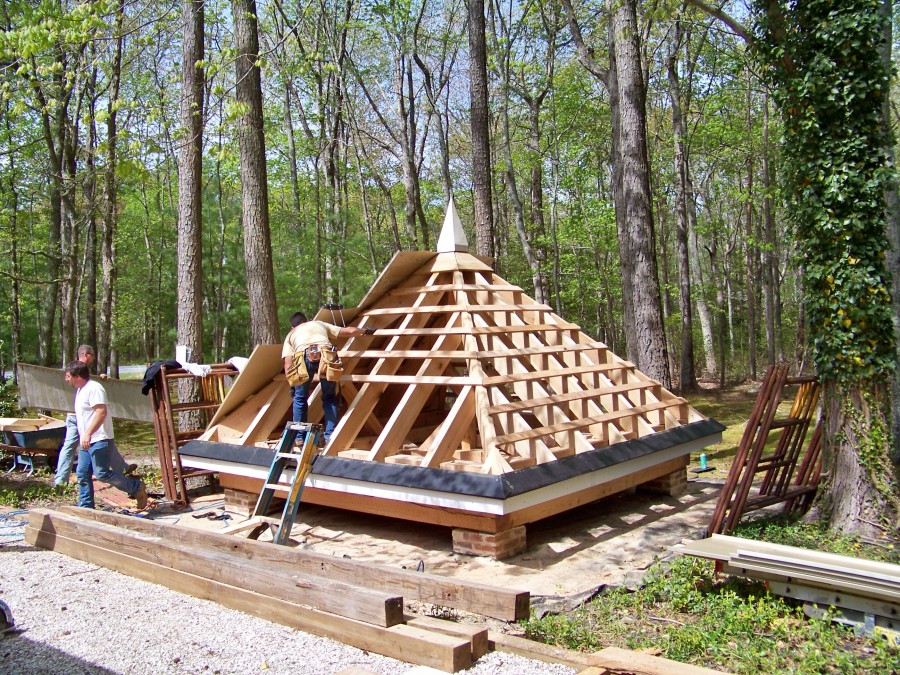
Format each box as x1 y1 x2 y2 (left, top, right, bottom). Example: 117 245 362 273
755 0 900 536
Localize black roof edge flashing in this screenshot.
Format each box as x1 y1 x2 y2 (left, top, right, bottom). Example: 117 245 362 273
179 418 724 501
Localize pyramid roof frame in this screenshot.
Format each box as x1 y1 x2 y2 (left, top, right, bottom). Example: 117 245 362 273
180 199 723 528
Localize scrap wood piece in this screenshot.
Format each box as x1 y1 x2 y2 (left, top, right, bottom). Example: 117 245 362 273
487 633 724 674
25 519 471 672
58 506 530 621
28 509 403 627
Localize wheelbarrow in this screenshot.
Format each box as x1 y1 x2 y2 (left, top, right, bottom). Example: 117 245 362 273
0 415 66 476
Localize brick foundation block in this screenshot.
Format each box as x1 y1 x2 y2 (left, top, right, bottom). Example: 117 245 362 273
639 466 688 497
452 525 527 559
223 487 259 517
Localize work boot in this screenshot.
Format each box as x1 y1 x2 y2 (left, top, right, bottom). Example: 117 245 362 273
132 483 148 510
125 463 139 475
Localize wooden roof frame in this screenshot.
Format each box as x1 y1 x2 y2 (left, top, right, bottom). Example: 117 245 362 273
180 199 723 526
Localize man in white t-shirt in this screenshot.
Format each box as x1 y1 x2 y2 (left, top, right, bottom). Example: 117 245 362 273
54 344 134 488
65 361 147 510
281 311 372 440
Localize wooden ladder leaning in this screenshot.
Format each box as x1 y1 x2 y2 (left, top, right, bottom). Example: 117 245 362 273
222 422 323 545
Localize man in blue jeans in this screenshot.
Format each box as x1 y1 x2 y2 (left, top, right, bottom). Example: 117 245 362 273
65 361 147 510
54 345 134 488
282 311 373 441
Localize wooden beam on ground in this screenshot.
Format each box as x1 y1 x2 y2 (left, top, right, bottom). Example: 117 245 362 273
405 615 489 659
26 519 471 672
57 506 530 621
29 509 403 627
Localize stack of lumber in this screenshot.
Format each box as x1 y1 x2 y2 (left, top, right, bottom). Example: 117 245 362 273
673 534 900 642
26 507 526 672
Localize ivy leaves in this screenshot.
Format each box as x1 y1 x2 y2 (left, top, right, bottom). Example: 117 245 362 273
754 0 896 384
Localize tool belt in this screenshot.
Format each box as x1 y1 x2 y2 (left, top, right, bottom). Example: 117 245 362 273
321 346 344 382
285 345 343 386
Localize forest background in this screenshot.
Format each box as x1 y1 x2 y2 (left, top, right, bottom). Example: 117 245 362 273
0 0 896 388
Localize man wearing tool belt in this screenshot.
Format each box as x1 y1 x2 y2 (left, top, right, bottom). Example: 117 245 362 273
282 311 375 441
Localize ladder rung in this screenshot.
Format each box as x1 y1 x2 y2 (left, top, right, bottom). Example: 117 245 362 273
264 483 290 492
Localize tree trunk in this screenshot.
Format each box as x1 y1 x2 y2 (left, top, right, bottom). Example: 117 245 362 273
611 0 671 388
762 93 778 366
607 16 635 367
98 0 124 377
689 204 717 379
177 0 205 365
811 381 900 537
5 106 22 383
667 25 697 392
744 167 757 380
398 54 421 250
467 0 494 259
234 0 280 346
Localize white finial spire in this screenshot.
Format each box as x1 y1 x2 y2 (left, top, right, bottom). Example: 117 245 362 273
436 196 468 253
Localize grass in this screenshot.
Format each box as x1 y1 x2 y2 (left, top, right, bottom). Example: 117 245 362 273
524 552 899 674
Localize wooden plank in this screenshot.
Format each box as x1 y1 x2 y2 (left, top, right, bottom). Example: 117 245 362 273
325 305 437 455
340 349 478 359
387 282 522 296
342 375 479 386
405 616 489 659
25 524 470 673
487 380 662 415
419 386 476 468
57 506 530 621
482 362 638 387
29 509 403 627
367 332 463 461
367 324 579 337
493 401 682 446
364 303 553 316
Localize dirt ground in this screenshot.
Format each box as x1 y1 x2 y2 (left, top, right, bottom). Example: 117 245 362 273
166 474 724 615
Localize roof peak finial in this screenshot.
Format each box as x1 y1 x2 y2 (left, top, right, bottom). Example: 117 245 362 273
436 195 468 253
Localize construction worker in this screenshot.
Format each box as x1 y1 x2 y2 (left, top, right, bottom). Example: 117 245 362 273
55 344 135 488
65 360 147 510
282 311 373 441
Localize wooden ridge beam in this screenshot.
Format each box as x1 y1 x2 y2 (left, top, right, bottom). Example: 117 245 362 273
28 509 403 627
56 506 530 621
26 520 472 672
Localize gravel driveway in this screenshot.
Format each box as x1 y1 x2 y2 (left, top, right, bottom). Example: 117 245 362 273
0 510 576 675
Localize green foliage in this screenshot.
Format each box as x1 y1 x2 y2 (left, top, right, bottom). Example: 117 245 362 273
0 478 62 507
0 379 21 418
754 1 896 384
523 553 899 673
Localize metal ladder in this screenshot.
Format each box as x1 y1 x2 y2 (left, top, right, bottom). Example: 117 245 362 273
224 422 322 545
